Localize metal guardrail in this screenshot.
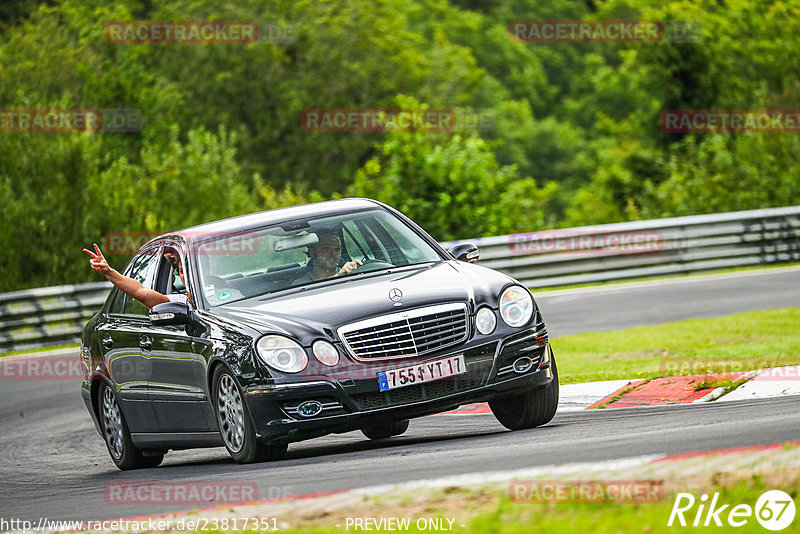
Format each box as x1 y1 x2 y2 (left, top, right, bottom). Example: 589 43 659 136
1 206 799 353
0 282 112 353
441 205 800 288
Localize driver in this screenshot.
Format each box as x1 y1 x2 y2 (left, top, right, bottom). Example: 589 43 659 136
292 230 362 284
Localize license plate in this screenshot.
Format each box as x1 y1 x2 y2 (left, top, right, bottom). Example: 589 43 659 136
377 355 466 391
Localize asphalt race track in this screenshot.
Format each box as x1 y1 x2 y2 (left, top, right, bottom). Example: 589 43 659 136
1 267 798 522
1 392 798 522
536 265 800 336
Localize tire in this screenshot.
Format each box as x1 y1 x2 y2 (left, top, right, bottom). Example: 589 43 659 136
212 366 288 464
100 383 164 470
489 347 559 431
361 419 410 440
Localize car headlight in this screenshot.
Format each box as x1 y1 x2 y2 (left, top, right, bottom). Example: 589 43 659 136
475 307 496 335
499 286 534 327
312 340 340 366
256 335 308 373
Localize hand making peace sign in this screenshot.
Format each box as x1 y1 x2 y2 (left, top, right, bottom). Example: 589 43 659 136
83 243 112 277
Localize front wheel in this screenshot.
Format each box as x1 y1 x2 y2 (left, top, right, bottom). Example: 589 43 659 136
361 419 410 440
100 384 163 470
489 347 559 430
212 366 288 464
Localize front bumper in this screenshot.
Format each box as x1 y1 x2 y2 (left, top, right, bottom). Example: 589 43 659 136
243 326 552 444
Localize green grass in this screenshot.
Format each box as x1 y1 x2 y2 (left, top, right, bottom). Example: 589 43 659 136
461 480 799 534
553 307 800 384
692 376 749 393
239 475 800 534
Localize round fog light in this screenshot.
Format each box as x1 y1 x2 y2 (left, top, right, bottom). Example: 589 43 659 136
475 307 496 335
312 340 340 366
513 357 533 373
297 400 323 417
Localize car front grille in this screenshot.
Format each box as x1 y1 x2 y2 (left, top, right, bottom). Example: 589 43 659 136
338 303 468 361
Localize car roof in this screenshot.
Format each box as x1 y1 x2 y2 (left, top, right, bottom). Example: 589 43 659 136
160 198 383 245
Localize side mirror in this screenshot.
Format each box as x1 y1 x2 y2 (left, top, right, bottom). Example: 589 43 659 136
149 301 191 326
448 242 479 263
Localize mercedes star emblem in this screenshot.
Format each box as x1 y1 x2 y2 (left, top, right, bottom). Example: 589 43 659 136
389 288 403 302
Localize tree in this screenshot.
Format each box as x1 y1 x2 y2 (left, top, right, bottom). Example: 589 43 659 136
348 100 556 241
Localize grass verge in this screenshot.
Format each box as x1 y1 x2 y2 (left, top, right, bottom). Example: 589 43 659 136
553 307 800 384
460 478 798 534
212 471 800 534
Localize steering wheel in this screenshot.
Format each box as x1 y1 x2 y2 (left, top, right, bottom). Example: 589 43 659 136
357 258 394 269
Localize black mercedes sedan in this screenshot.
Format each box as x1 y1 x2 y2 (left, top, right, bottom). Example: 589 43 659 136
80 198 558 469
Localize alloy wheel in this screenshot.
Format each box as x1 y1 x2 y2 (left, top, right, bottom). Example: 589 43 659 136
217 374 245 453
102 387 124 459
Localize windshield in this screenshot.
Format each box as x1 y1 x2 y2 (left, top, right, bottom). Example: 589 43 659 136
194 208 443 306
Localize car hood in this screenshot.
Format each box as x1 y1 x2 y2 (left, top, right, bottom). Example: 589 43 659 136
209 261 514 343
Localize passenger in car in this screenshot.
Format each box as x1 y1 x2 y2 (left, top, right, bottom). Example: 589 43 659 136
162 251 193 305
292 231 363 284
83 243 192 308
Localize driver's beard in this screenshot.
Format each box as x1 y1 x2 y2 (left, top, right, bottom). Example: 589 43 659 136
318 257 337 272
313 257 338 277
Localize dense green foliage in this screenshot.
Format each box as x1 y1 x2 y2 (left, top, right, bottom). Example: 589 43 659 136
1 0 799 290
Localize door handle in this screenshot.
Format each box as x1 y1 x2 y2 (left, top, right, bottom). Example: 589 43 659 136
101 335 113 350
140 335 152 351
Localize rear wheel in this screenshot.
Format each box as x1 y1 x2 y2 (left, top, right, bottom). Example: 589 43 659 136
489 347 559 430
212 366 288 464
361 419 410 440
100 384 164 470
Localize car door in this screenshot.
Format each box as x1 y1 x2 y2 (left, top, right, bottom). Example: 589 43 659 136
100 246 162 433
145 243 216 432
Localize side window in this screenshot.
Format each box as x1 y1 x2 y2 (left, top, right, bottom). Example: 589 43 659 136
109 248 162 316
156 246 191 295
109 289 125 315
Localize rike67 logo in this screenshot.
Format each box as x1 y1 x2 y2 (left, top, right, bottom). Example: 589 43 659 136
669 490 795 530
